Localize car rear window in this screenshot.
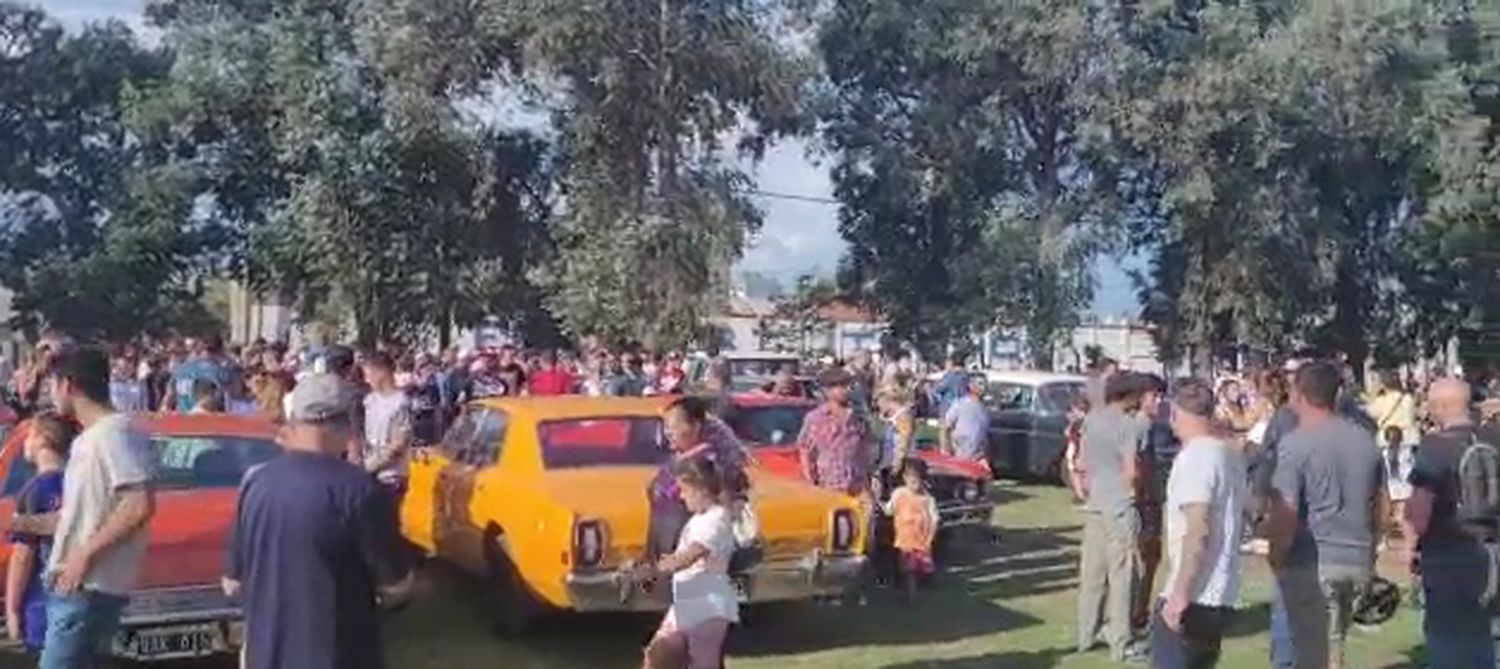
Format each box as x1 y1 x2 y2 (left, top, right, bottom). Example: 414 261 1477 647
153 435 282 489
729 406 809 446
537 418 669 469
1038 382 1086 414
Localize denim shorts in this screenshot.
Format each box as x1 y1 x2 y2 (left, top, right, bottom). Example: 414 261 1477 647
39 590 129 669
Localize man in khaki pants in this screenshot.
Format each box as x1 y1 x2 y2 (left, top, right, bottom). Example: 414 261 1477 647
1076 373 1150 663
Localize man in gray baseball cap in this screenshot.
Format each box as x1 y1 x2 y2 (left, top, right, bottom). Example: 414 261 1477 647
225 373 413 669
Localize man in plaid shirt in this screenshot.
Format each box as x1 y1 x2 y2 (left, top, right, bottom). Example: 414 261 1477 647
798 368 873 496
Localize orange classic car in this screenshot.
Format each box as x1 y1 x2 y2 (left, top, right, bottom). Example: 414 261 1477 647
722 394 995 529
0 413 280 661
401 396 866 633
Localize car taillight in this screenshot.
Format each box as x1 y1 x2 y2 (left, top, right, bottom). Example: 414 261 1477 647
574 520 606 568
831 509 855 552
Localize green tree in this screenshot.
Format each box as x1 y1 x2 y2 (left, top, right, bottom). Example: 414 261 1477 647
815 0 1130 364
0 4 215 340
756 275 837 355
507 0 808 350
139 0 556 346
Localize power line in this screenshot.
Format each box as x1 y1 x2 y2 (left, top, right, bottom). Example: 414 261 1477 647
740 188 841 206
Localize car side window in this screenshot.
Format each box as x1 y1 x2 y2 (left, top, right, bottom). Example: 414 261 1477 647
154 436 281 489
465 409 508 466
439 410 480 460
988 383 1034 411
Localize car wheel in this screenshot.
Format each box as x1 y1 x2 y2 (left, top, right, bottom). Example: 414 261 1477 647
482 532 540 637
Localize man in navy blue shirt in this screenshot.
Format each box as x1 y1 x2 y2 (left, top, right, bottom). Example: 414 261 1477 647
224 373 413 669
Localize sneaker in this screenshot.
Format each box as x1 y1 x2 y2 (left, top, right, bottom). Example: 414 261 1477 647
1241 538 1270 555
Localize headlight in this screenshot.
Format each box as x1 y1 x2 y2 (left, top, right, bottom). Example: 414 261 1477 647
959 481 983 502
831 509 856 552
573 520 607 568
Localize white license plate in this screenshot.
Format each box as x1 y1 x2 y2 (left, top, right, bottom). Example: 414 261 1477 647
732 576 751 603
115 623 226 660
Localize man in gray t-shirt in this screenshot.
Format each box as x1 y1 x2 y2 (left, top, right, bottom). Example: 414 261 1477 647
1076 372 1149 662
1268 362 1385 669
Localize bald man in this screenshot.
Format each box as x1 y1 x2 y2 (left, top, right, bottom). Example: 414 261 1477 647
1403 378 1500 667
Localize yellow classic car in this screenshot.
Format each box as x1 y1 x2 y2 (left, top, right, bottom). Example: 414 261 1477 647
401 396 865 633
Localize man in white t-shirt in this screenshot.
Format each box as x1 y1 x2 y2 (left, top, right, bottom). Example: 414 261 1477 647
360 352 412 488
1150 378 1248 669
43 347 156 669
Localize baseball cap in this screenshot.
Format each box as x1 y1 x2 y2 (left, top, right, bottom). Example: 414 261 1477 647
287 374 352 423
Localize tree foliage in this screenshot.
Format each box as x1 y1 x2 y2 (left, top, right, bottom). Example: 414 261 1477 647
507 0 808 350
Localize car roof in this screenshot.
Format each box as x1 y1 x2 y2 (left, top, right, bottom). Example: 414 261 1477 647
474 396 672 422
135 413 279 438
719 351 800 361
979 370 1088 386
925 370 1088 387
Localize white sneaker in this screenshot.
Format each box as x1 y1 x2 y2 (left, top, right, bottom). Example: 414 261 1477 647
1241 538 1269 555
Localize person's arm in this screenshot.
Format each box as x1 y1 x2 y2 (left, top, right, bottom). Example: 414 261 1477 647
56 431 157 593
9 512 58 536
6 543 34 629
1121 427 1142 500
655 542 711 575
797 418 817 482
893 413 915 464
926 493 940 529
1371 461 1390 546
1164 502 1210 628
881 487 903 516
939 405 957 456
1266 447 1301 568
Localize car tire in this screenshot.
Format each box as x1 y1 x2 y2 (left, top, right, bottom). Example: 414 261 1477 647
482 531 540 637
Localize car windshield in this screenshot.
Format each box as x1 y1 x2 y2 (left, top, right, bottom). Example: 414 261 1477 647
2 432 281 496
728 405 809 446
537 417 670 469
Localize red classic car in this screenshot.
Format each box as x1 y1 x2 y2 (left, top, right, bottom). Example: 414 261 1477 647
722 395 994 528
0 414 280 661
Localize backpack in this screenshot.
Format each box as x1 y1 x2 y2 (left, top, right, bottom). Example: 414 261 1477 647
1455 430 1500 607
1456 432 1500 526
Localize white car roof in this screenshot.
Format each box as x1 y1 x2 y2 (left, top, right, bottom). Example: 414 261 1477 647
926 369 1086 387
720 351 801 361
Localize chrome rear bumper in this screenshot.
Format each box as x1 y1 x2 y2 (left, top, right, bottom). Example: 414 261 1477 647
566 550 865 612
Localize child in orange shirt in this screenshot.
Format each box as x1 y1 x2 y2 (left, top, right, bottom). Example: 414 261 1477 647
882 457 939 603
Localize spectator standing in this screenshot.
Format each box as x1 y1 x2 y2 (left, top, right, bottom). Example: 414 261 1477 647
188 379 222 414
1401 378 1500 666
1367 371 1418 530
5 414 72 652
939 377 991 469
224 374 413 669
797 368 871 497
932 356 969 417
653 353 688 396
108 355 146 414
874 386 916 491
530 350 577 396
1134 373 1171 632
360 353 412 491
1150 379 1248 669
1076 372 1148 663
170 335 230 412
1266 361 1385 669
882 457 939 604
647 397 749 560
42 347 156 669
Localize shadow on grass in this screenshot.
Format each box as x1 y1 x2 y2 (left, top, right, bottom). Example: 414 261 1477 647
1375 645 1425 669
881 646 1072 669
1224 601 1270 640
734 525 1076 657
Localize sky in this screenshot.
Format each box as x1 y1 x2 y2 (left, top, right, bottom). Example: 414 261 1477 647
36 0 1141 318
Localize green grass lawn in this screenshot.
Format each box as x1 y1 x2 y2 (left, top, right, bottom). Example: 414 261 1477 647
382 483 1425 669
0 483 1428 669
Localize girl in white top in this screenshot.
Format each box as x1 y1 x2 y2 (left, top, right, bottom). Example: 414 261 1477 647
640 457 739 669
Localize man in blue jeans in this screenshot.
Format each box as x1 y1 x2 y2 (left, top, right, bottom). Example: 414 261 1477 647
42 347 156 668
1403 378 1500 667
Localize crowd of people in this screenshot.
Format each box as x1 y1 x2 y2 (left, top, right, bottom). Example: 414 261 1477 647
1066 355 1500 668
5 327 1500 669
